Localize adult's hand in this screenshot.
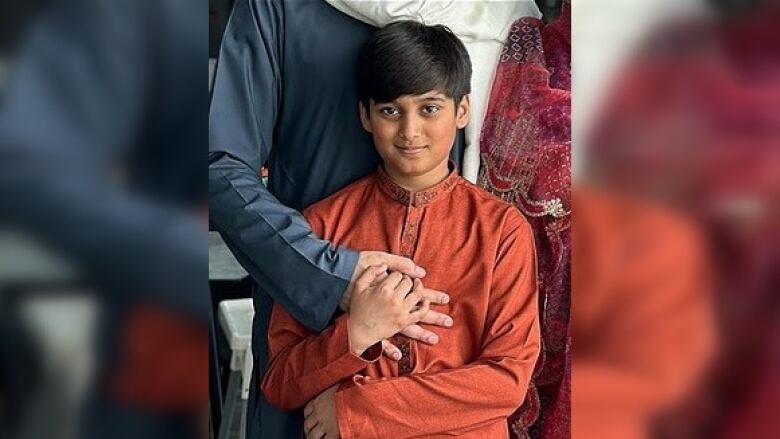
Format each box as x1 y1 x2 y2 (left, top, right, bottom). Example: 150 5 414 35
303 385 340 439
382 315 454 360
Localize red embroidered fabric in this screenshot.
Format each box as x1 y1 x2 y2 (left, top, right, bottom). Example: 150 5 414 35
477 2 571 438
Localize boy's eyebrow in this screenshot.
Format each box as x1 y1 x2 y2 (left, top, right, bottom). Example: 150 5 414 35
413 94 448 103
374 92 449 105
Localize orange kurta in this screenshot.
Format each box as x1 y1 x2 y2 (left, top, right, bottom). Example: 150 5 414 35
261 167 541 439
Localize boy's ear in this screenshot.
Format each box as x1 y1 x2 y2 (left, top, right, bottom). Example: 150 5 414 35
358 101 373 133
456 95 471 129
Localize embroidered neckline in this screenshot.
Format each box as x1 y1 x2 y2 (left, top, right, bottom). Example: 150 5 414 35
376 162 460 207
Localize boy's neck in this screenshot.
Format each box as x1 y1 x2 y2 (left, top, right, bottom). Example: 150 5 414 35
382 160 451 193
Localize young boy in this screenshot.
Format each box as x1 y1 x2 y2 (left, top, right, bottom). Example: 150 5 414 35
261 21 540 438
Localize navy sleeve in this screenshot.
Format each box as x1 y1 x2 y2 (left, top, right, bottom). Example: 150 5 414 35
208 0 357 332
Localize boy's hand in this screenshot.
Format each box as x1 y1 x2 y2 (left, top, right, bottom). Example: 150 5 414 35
347 266 430 356
304 385 340 439
343 264 450 313
341 251 436 311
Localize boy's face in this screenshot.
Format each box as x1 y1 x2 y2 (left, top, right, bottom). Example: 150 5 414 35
360 91 470 185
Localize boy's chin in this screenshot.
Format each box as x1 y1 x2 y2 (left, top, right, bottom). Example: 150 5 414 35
386 160 430 177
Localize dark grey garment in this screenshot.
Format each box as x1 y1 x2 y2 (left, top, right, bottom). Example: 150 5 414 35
209 1 463 438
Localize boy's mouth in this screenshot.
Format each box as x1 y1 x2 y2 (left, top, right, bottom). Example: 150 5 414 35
395 145 427 156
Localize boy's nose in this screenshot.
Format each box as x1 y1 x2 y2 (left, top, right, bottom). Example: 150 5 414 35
399 116 422 141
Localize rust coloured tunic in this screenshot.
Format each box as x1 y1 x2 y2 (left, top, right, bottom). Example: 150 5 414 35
262 168 541 438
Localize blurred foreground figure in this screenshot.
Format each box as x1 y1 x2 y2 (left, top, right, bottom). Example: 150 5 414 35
0 1 208 438
572 189 715 439
575 1 780 438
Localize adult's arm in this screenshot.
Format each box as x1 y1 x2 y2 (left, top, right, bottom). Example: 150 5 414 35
208 0 358 331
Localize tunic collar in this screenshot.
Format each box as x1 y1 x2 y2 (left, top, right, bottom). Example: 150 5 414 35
376 162 460 207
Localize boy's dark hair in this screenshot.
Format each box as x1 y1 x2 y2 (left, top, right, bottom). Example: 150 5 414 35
356 21 472 110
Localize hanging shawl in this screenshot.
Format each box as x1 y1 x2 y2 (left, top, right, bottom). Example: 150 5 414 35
477 2 571 438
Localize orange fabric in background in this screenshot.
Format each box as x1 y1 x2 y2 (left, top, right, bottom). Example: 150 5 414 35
262 167 541 439
113 304 208 412
572 189 716 439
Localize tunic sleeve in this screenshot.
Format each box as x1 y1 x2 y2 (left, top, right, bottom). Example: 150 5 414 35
260 206 382 410
261 304 382 410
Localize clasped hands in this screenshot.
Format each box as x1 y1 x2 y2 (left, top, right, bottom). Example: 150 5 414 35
341 251 452 358
303 251 453 439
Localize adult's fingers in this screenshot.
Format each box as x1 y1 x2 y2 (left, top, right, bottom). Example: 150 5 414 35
418 309 453 328
420 287 449 305
400 324 440 345
381 340 402 361
409 278 449 305
376 252 426 278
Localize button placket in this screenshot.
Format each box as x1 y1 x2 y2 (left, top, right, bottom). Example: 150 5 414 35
397 202 423 375
400 205 422 258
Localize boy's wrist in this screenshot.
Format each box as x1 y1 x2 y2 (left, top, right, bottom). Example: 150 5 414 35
347 317 377 356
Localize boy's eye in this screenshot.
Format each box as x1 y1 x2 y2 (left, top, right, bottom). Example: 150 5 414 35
379 107 400 116
422 105 440 114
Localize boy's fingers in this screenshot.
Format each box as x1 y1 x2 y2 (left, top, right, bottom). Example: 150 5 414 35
378 271 404 292
304 416 319 436
371 272 389 288
400 323 439 345
381 340 402 361
371 271 389 287
303 402 314 417
408 299 431 324
354 264 386 291
307 425 325 439
394 275 414 296
402 288 425 309
418 309 453 328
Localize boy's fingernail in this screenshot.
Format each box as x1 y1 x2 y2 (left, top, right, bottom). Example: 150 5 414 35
440 294 450 304
394 352 402 360
415 266 426 277
444 318 453 327
428 335 439 344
